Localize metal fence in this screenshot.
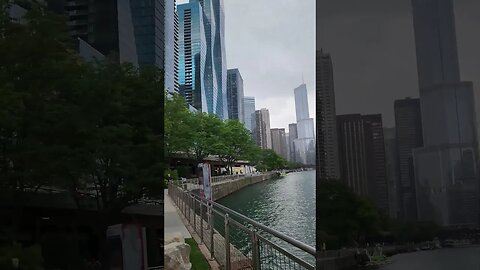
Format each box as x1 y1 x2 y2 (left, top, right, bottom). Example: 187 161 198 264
168 183 316 270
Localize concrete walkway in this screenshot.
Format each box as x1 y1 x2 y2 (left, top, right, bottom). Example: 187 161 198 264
164 189 191 239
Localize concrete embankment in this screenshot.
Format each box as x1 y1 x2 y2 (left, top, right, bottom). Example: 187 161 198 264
212 172 279 200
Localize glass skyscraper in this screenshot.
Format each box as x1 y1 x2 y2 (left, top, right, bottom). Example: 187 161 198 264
412 0 479 227
293 84 315 165
178 2 207 111
178 0 228 119
227 69 244 122
243 96 256 134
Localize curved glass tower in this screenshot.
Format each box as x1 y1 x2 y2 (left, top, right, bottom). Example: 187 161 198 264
178 0 228 119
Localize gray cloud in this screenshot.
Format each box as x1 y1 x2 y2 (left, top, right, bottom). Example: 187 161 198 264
317 0 480 128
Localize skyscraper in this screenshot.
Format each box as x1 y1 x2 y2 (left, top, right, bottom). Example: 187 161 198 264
289 123 298 162
337 114 389 211
411 0 460 90
164 0 180 93
271 128 288 160
394 97 423 221
178 0 228 119
227 69 244 122
337 114 369 197
178 2 206 110
254 109 272 149
130 0 165 67
243 97 256 133
48 0 164 66
384 127 399 218
412 0 479 226
212 0 228 120
316 49 340 179
363 114 389 212
293 84 315 165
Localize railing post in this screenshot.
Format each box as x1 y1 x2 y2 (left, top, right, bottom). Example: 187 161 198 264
224 213 231 270
251 231 261 270
187 195 191 222
193 196 196 232
209 203 215 260
200 201 204 243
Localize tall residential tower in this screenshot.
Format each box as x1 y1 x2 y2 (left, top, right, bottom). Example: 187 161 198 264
316 50 340 179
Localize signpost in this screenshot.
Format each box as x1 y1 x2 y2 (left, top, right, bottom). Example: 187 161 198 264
198 162 212 201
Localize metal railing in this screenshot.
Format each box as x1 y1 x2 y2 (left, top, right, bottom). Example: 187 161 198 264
168 183 316 270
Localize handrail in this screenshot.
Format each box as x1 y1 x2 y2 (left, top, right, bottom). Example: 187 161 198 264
189 191 316 256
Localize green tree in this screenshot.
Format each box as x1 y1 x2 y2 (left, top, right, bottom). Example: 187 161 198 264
216 120 256 174
0 3 164 211
164 93 195 162
189 112 223 164
317 179 381 248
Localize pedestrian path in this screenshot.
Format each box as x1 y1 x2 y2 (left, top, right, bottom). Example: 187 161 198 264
164 189 191 239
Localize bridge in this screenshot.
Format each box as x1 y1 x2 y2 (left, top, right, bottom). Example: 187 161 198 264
166 173 317 270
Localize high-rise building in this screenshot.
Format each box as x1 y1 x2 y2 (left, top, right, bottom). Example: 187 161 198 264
337 115 369 197
289 123 298 162
212 0 228 120
411 0 460 90
363 114 389 212
48 0 159 65
394 98 423 221
316 49 340 179
164 0 180 93
130 0 165 67
44 0 182 94
286 133 291 161
412 0 479 226
254 109 272 149
337 114 389 211
293 84 315 165
243 97 256 133
271 128 288 160
384 127 399 218
227 69 244 122
178 2 206 111
178 0 228 119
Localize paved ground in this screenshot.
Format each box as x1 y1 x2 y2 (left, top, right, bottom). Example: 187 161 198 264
164 189 191 239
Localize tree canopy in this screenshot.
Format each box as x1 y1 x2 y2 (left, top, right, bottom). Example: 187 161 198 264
0 2 164 212
164 93 287 172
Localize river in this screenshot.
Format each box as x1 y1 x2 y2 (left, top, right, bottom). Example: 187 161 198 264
379 246 480 270
217 170 316 264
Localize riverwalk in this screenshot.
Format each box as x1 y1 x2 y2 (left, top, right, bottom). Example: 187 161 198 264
164 189 191 239
167 173 317 270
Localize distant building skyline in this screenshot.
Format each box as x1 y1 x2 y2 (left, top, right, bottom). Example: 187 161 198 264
243 96 256 134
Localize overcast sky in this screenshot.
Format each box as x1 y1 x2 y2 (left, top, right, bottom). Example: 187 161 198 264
317 0 480 128
178 0 316 130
